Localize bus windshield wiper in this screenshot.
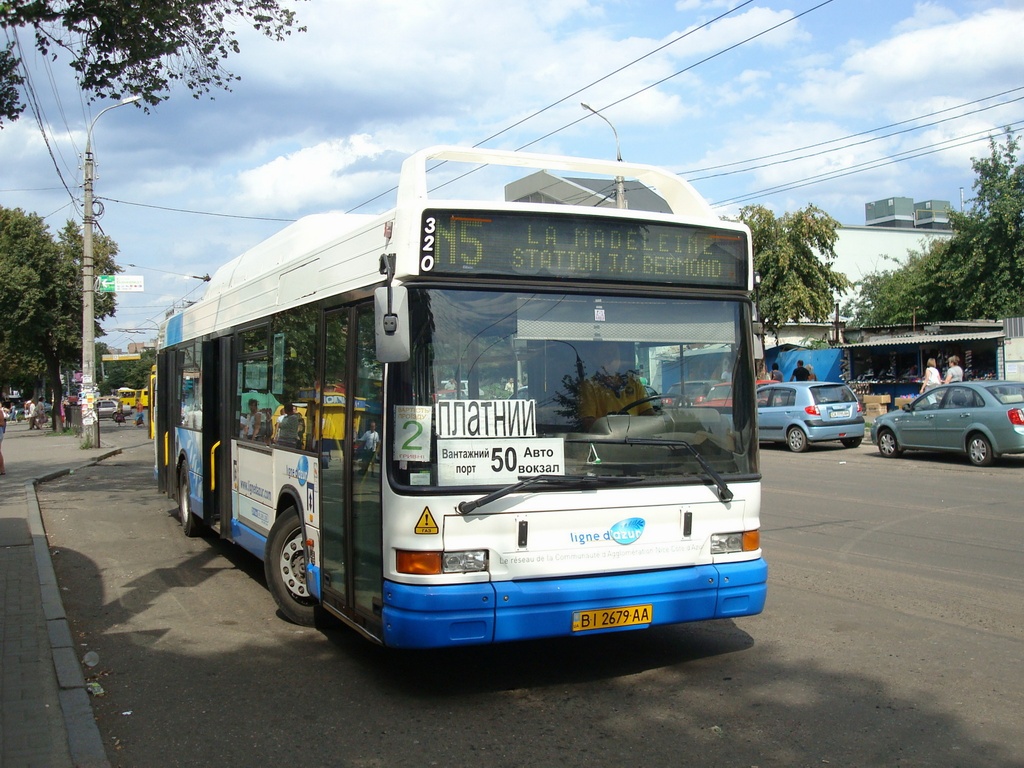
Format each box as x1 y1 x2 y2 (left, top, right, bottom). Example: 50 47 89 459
457 474 643 515
623 438 734 503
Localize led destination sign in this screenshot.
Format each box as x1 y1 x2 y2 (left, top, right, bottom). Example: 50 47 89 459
419 209 748 289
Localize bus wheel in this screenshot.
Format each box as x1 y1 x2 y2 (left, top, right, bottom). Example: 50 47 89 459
265 508 317 626
178 466 202 537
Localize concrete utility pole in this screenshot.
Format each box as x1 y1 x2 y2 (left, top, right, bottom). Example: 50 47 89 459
82 95 140 446
581 103 627 209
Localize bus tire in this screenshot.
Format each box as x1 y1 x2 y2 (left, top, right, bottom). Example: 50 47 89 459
265 507 317 626
178 465 202 538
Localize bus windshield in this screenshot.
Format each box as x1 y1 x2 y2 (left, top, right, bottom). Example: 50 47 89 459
391 287 757 488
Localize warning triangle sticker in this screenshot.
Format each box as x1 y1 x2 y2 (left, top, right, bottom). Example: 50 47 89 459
414 507 439 535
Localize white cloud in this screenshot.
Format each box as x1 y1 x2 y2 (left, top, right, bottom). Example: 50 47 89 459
234 134 394 213
793 7 1024 117
1 0 1020 345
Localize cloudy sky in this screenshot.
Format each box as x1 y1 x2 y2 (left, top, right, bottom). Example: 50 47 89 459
1 0 1021 349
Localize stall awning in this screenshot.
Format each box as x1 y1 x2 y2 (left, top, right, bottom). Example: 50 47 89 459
840 331 1004 349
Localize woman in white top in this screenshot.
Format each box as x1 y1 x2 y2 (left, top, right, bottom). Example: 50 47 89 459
920 358 941 394
943 355 964 384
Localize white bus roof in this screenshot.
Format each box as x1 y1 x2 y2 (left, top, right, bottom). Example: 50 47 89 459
203 212 376 300
163 146 741 347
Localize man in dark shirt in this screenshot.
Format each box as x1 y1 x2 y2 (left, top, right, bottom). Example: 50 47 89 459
791 360 811 381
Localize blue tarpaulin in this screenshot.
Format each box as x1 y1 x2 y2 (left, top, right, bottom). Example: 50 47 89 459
764 348 843 382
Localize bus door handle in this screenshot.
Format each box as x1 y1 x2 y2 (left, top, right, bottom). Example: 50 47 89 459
210 441 221 491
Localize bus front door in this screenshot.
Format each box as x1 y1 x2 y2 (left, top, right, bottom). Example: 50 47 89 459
319 305 384 637
155 350 175 494
205 337 233 530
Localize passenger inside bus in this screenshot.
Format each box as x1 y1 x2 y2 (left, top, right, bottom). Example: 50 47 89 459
240 398 262 440
578 341 655 430
275 403 305 448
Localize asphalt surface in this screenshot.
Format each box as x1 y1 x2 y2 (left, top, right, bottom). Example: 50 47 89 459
9 416 1024 767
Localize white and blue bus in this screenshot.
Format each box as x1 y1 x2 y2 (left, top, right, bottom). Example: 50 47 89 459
155 146 767 648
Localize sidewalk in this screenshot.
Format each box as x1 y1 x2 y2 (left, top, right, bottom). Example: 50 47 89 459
0 419 151 767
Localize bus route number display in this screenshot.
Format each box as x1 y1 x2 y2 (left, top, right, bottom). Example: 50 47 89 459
420 209 747 289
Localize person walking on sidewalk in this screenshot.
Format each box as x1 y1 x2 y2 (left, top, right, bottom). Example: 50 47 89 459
0 404 6 474
35 400 48 430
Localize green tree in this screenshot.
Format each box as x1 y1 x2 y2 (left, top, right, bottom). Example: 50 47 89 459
103 348 157 393
847 130 1023 325
941 129 1024 319
0 0 304 125
0 339 45 399
738 204 851 345
0 208 119 425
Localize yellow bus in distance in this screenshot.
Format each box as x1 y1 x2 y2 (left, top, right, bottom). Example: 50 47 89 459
117 387 149 412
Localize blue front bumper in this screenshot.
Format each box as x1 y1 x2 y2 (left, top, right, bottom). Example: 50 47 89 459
381 558 768 649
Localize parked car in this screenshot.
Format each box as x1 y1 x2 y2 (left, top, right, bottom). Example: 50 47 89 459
667 380 717 407
871 381 1024 466
757 381 865 452
95 398 120 419
694 380 774 410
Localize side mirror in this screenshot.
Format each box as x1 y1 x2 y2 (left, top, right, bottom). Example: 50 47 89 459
374 285 410 362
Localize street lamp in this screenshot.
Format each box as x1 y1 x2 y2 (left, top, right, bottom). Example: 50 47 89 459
581 102 627 209
82 95 140 446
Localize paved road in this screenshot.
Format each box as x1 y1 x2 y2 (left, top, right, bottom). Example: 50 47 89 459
37 439 1024 767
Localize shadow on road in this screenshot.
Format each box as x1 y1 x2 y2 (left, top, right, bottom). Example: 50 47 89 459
38 451 1020 767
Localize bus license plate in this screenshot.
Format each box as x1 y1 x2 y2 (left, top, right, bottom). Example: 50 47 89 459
572 604 653 632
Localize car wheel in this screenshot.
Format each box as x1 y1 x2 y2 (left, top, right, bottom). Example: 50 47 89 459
786 427 808 453
178 465 202 537
876 428 903 458
265 507 317 626
840 437 863 448
966 433 994 467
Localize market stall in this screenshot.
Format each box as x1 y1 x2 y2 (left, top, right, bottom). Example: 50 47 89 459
839 326 1005 410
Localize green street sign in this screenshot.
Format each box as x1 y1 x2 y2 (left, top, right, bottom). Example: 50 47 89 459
97 275 144 292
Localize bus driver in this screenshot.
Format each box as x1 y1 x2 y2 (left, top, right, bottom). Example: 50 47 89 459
578 342 655 430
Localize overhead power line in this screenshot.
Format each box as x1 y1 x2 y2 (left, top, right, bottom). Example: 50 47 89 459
344 0 762 212
99 196 297 223
686 87 1024 182
709 120 1024 209
418 0 837 199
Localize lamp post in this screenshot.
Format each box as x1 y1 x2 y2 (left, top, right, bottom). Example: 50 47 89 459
82 95 140 446
581 102 627 209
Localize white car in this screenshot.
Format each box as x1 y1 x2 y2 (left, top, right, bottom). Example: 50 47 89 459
95 399 120 419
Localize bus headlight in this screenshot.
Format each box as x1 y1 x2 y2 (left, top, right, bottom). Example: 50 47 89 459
711 530 760 554
397 549 489 575
443 550 489 573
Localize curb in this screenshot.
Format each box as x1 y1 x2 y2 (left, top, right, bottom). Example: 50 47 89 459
28 447 123 768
